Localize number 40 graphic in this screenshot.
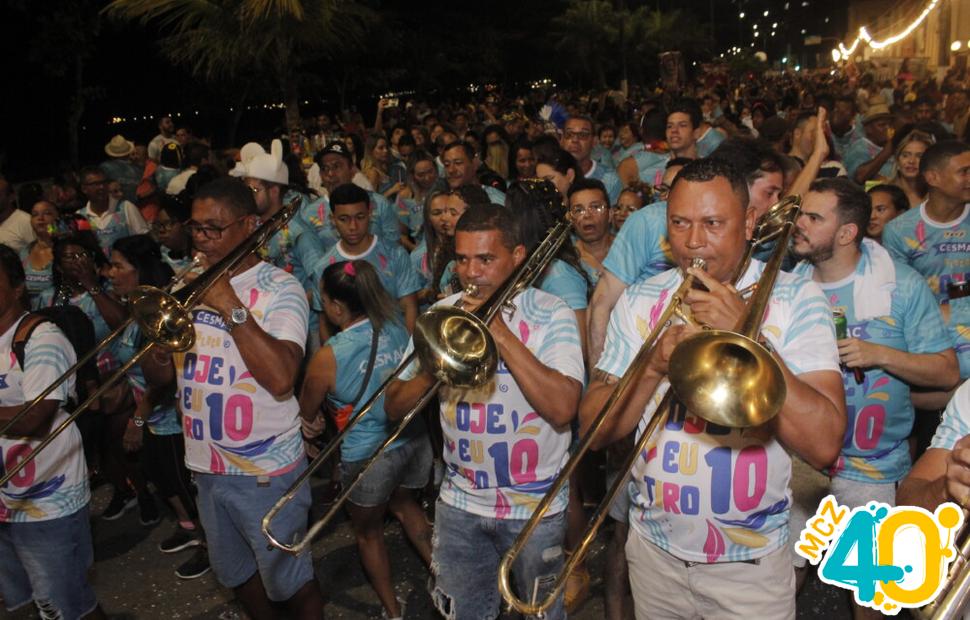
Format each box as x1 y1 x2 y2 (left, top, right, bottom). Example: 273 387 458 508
807 498 963 615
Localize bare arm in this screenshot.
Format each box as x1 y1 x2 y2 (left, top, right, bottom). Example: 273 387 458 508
787 108 829 197
385 371 438 422
399 293 418 334
0 401 59 439
489 318 582 427
203 273 303 398
897 446 951 510
839 340 959 389
579 324 692 450
298 346 336 422
588 270 627 366
772 365 846 470
853 141 894 184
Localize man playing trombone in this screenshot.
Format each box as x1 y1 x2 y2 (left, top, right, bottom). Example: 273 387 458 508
386 202 585 620
581 159 845 619
144 178 325 619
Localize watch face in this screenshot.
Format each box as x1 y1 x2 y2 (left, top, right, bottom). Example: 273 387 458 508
231 308 248 324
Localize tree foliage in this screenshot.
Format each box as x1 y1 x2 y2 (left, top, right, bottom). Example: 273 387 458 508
104 0 374 129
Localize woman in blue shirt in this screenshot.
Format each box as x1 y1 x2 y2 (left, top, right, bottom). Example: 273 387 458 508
300 260 432 620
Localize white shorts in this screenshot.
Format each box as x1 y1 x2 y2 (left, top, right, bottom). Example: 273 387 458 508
625 532 795 620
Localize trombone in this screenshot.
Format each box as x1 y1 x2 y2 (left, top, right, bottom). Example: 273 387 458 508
497 196 802 615
0 199 300 487
262 212 576 554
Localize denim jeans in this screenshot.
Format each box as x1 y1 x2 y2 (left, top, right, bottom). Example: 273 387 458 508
0 505 98 619
430 499 566 620
195 462 315 601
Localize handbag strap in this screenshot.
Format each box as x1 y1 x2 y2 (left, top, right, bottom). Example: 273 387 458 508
348 325 380 410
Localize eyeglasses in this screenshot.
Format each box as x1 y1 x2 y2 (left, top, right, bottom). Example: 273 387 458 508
563 130 592 141
184 216 247 240
62 251 92 261
321 163 347 174
569 202 609 218
248 184 265 195
653 184 671 199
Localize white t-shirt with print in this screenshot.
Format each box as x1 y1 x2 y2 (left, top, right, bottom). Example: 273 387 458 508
0 317 88 523
596 261 839 563
175 261 309 476
399 288 585 520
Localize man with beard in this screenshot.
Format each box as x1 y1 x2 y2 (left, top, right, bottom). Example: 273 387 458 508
790 178 957 618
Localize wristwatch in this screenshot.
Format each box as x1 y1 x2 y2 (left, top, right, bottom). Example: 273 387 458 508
226 307 249 331
132 416 145 428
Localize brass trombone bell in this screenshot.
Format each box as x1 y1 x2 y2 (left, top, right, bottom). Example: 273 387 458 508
667 330 786 428
413 306 498 389
127 286 196 352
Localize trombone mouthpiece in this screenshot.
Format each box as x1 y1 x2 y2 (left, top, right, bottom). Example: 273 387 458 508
689 257 707 271
464 284 479 298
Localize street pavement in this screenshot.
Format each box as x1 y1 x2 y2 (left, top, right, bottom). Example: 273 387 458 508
4 471 885 619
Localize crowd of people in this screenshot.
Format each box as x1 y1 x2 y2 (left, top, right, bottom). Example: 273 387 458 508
4 60 970 620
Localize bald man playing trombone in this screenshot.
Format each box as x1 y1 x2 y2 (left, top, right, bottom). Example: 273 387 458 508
580 158 845 619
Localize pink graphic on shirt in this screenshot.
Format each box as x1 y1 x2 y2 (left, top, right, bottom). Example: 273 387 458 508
704 520 726 562
648 289 670 330
210 446 226 474
7 351 15 370
378 253 388 270
518 320 530 344
247 288 259 309
494 489 511 519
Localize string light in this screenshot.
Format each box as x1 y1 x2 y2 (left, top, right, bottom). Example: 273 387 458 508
835 0 941 61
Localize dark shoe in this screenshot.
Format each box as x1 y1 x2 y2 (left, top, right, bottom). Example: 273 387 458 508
101 490 137 521
175 547 211 580
138 492 160 526
159 526 201 554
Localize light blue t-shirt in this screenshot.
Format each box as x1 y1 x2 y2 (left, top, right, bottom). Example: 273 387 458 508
601 202 673 285
795 253 951 484
614 142 645 168
19 245 53 310
312 191 402 249
843 136 894 180
696 126 726 157
882 203 970 303
591 144 616 171
948 296 970 378
585 161 622 204
409 239 457 298
634 151 671 188
537 259 589 311
264 192 327 297
482 184 507 206
327 319 419 462
311 236 421 312
116 322 181 436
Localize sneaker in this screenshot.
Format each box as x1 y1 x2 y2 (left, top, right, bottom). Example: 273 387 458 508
159 526 202 554
175 547 211 580
138 492 160 526
101 490 137 521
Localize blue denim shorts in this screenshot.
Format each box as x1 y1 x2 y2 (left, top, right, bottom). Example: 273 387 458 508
194 462 315 601
0 505 98 619
430 499 566 620
341 436 432 507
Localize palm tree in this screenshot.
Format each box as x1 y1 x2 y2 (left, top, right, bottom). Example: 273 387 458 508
105 0 372 132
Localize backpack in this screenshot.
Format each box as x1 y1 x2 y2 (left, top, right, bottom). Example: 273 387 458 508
12 306 99 408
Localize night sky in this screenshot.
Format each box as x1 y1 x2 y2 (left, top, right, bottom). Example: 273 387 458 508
0 0 848 182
